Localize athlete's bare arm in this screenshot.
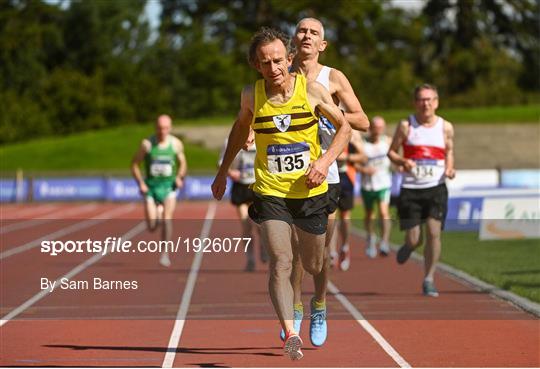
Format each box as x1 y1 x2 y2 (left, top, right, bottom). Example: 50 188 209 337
212 86 254 200
307 80 352 188
174 138 187 188
131 139 150 194
347 130 366 164
330 69 369 131
444 121 455 179
388 120 415 172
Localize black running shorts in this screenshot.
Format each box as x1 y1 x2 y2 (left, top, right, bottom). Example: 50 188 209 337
338 172 354 211
398 184 448 230
248 191 329 235
326 184 341 215
230 182 255 206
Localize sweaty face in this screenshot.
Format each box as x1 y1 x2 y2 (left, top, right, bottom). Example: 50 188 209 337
255 39 292 87
294 19 326 55
414 88 439 118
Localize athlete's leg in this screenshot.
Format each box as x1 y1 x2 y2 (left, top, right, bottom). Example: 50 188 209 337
313 211 336 302
295 226 326 277
290 228 304 305
424 217 442 280
339 209 351 248
278 228 304 342
378 200 392 248
405 224 423 248
262 220 295 334
364 207 376 242
340 208 353 261
328 211 339 266
144 197 158 232
159 192 177 267
162 192 176 240
237 203 255 270
305 217 333 348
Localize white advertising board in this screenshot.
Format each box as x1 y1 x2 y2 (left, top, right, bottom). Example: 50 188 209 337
479 197 540 240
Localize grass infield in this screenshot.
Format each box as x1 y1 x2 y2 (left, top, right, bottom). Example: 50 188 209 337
0 124 219 175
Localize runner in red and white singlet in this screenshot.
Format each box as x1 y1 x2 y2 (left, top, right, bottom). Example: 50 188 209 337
388 84 455 297
401 113 447 189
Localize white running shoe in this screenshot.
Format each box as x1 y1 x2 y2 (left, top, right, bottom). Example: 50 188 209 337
365 244 377 259
159 252 171 267
379 242 390 256
339 244 350 271
329 250 339 268
284 333 303 360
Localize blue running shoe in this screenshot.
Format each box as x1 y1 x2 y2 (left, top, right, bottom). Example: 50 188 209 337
422 280 439 297
279 307 303 341
309 297 327 347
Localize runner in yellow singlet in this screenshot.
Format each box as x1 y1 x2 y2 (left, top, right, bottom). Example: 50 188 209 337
212 27 351 360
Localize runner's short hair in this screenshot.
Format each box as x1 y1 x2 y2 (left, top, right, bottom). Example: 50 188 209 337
248 27 295 68
295 18 325 40
414 83 438 99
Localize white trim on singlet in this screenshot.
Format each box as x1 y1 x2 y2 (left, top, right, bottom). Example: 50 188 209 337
316 65 340 184
316 65 331 90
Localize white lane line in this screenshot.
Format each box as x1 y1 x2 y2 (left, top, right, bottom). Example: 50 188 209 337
0 204 136 260
1 203 99 234
327 281 411 368
0 221 146 327
162 202 217 368
6 204 60 218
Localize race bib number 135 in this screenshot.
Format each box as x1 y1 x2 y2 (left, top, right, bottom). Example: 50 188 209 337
267 142 310 174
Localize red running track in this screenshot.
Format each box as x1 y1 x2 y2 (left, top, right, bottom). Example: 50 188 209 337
0 202 538 367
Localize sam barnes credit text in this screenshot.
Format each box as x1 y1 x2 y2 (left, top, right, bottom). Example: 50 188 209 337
41 277 138 292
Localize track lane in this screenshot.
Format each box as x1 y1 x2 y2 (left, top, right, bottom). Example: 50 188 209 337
329 231 540 367
1 201 538 367
0 202 212 366
171 202 400 367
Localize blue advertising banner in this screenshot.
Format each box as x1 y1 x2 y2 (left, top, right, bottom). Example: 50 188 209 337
106 178 143 201
0 179 29 202
181 176 226 200
445 196 484 231
33 178 106 201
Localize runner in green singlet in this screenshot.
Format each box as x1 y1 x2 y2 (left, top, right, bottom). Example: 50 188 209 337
131 115 187 267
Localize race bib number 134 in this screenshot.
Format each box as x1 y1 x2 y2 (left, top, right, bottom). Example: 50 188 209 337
267 142 310 174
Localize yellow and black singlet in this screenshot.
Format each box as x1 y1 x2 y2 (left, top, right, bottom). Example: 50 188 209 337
251 74 327 199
